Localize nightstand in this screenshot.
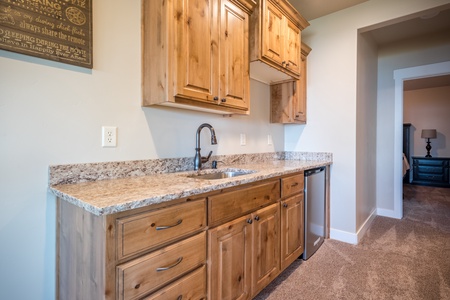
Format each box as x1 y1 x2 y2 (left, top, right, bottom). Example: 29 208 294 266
411 157 450 188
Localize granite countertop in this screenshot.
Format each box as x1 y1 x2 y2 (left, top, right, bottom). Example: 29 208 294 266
49 152 332 216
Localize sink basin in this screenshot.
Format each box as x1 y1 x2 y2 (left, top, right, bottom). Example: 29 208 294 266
187 169 256 180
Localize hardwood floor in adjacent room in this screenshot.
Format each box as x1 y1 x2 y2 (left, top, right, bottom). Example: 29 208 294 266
255 184 450 300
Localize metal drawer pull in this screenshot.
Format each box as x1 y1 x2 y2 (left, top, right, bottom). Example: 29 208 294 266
156 257 183 272
291 182 299 187
155 219 183 230
177 296 183 300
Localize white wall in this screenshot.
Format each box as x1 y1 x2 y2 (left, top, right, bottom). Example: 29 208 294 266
285 0 450 243
404 86 450 158
355 31 378 235
0 2 284 299
376 33 450 212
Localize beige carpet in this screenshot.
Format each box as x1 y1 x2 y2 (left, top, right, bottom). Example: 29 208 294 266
255 185 450 300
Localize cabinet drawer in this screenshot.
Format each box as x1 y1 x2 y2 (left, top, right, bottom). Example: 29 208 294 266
208 180 280 227
143 265 206 300
413 158 448 167
415 165 445 174
117 232 206 300
414 173 446 182
281 173 304 198
117 199 206 259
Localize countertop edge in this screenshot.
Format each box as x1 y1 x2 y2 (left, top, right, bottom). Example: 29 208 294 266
50 159 332 216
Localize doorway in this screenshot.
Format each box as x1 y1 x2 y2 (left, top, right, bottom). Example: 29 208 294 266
393 61 450 218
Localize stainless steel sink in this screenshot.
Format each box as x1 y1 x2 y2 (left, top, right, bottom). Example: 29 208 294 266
187 170 256 180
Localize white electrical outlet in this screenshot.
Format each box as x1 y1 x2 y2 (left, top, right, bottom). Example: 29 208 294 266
102 126 117 147
268 134 273 145
240 133 246 146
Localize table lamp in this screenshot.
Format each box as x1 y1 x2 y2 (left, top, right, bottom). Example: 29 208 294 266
421 129 437 157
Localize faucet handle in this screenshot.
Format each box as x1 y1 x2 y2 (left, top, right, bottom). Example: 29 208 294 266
202 151 213 163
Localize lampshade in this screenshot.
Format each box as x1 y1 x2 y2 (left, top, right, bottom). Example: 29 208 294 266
421 129 437 139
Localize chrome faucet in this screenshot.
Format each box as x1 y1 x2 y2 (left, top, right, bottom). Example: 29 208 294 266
194 123 218 170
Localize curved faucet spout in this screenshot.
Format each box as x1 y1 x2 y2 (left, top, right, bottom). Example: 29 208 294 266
194 123 218 170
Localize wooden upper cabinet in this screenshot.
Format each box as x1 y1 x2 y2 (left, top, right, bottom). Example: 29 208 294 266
142 0 255 115
262 1 283 65
219 0 251 110
174 0 216 104
250 0 308 84
284 18 301 75
270 42 311 124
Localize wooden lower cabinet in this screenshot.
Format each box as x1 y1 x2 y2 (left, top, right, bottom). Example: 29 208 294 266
280 194 304 270
57 198 207 300
208 214 253 300
57 172 307 300
143 266 206 300
252 204 280 296
117 232 206 300
208 203 281 299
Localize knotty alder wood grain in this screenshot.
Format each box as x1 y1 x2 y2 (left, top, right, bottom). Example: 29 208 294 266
0 0 92 68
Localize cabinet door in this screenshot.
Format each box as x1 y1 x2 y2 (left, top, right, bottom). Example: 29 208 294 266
293 78 306 123
280 194 304 270
252 203 280 296
219 0 250 111
174 0 218 103
262 1 283 65
283 18 301 76
208 215 253 300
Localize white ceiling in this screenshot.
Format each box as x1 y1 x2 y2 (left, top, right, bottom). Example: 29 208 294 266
289 0 368 21
288 1 450 89
404 75 450 91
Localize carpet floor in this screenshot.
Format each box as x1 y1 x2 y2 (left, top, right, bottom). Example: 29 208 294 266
254 184 450 300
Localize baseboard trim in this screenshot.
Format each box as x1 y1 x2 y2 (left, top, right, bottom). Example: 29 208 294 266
377 208 398 219
330 228 358 244
356 208 377 242
330 209 377 245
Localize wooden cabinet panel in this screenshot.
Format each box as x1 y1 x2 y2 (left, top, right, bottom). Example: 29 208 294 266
143 266 206 300
219 0 250 110
174 0 216 103
270 42 311 124
280 194 304 270
281 173 304 198
208 215 253 300
262 1 283 65
208 180 280 227
284 19 301 76
252 203 280 295
142 0 255 115
250 0 308 81
117 199 206 259
117 232 206 300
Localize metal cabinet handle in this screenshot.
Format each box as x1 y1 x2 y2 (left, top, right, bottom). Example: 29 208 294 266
155 219 183 230
283 203 288 208
291 182 299 187
221 98 226 103
213 96 219 101
177 296 183 300
254 215 260 221
156 257 183 272
247 218 253 224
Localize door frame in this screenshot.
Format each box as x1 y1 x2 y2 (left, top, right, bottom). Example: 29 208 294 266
392 61 450 219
